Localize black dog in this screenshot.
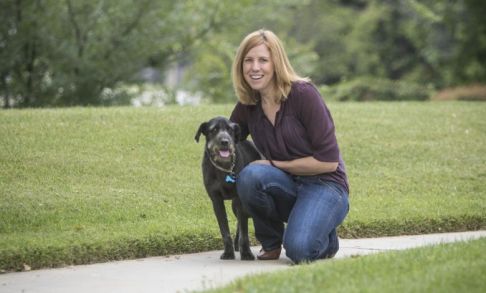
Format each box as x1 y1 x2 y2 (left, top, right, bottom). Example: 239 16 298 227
195 116 261 260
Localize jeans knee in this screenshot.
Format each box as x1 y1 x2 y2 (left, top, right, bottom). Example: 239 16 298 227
238 164 265 183
284 237 318 264
236 164 264 202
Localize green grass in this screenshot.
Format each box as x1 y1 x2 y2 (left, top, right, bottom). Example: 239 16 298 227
0 102 485 271
206 238 486 293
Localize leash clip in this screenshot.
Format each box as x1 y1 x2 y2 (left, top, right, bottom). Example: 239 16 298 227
225 174 236 184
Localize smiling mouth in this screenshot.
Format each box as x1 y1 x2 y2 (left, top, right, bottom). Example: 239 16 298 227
218 149 231 158
250 74 263 80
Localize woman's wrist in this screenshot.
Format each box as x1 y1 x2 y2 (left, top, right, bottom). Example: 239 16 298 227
272 157 337 176
272 160 289 171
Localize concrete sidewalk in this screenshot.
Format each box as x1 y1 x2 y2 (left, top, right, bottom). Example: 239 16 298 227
1 231 485 293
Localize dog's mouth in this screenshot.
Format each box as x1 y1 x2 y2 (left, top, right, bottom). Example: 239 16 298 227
211 145 234 162
218 149 231 158
208 140 235 162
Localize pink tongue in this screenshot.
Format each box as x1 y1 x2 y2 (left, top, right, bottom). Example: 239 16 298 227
219 150 230 158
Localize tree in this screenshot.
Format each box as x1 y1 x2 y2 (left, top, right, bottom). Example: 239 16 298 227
308 0 486 88
3 0 484 107
0 0 237 107
184 0 319 103
0 0 50 107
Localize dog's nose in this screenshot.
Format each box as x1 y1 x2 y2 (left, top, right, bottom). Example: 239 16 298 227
220 139 229 147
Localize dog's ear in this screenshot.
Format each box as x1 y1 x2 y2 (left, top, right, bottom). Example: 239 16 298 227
195 122 208 143
231 122 241 143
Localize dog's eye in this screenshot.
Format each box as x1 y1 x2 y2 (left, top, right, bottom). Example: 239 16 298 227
210 128 218 134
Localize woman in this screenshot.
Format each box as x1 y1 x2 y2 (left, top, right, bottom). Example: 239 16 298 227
230 29 349 264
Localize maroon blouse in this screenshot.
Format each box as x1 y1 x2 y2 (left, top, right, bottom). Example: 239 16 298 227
230 81 349 193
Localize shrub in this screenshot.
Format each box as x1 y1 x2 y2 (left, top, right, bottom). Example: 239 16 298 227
431 84 486 101
319 78 432 101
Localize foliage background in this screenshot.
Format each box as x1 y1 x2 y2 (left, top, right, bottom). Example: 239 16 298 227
1 0 485 107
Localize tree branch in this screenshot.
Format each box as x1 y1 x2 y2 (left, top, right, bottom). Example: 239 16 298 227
103 0 152 59
65 0 84 59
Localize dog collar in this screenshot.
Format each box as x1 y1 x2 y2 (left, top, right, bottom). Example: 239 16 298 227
206 150 237 183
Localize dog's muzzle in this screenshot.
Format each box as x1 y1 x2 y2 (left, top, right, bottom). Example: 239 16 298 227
218 139 231 158
208 134 235 162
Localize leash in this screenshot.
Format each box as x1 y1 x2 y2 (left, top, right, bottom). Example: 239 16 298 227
206 149 237 184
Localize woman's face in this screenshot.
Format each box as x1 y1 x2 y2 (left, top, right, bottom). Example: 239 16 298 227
242 44 275 96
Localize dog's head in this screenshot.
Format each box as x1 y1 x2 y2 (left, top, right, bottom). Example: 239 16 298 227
195 117 241 163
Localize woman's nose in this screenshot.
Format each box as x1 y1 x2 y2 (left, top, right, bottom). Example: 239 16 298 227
251 60 260 71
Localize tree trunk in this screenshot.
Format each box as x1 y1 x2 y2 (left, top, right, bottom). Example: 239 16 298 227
1 73 11 109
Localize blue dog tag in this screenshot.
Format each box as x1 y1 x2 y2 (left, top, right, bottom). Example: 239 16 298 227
225 174 236 184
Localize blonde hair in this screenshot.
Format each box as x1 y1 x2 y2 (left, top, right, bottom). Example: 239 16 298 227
232 29 309 105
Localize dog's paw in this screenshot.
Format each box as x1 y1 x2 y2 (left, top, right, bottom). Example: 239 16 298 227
220 251 235 260
240 250 255 261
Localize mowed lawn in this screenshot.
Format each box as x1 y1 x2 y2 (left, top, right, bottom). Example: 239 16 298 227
0 102 485 271
206 238 486 293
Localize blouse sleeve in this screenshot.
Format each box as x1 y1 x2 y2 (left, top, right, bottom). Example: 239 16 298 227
230 102 250 141
297 83 340 162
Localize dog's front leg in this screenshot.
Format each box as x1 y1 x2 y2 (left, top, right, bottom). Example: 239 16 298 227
211 198 235 260
233 199 255 260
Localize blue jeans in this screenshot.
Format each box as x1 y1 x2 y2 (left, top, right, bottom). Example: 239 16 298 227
236 164 349 263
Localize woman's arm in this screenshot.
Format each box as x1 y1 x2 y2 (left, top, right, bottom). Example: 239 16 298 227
230 102 250 141
252 157 338 176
